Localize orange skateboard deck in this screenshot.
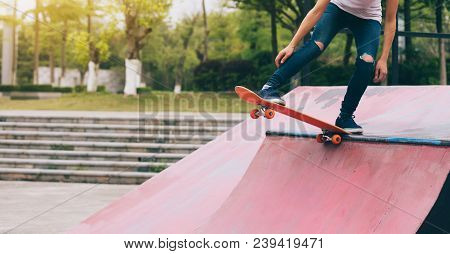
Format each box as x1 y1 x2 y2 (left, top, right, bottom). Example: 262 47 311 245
235 86 350 145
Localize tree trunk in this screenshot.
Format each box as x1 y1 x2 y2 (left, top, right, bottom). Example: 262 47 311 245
174 72 182 94
87 0 100 92
126 37 140 59
174 55 184 94
436 0 447 85
124 59 141 95
270 0 278 61
123 6 152 94
1 0 16 85
80 70 85 86
87 61 99 92
404 0 412 61
33 0 40 84
59 21 68 86
174 18 197 93
124 18 141 95
11 0 17 85
87 0 94 61
343 33 353 65
438 39 446 85
124 41 141 94
49 50 55 84
201 0 209 63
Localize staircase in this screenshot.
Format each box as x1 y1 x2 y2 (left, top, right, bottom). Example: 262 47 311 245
0 111 244 184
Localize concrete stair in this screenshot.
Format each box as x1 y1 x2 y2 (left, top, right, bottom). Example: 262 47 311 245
0 130 216 144
0 111 244 184
0 168 156 185
0 122 228 135
0 158 171 172
0 113 241 127
0 148 184 162
0 140 202 153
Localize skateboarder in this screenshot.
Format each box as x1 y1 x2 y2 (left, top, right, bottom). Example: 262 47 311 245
258 0 398 133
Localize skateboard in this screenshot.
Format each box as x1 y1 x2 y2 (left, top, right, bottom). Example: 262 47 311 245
235 86 351 145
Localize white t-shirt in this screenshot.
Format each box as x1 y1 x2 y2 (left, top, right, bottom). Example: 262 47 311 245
330 0 382 23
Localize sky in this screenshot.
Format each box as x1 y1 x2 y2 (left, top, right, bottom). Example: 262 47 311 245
1 0 226 24
168 0 226 24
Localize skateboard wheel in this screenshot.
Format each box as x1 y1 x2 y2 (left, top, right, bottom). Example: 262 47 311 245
331 134 342 145
316 134 325 144
250 109 260 119
264 109 275 119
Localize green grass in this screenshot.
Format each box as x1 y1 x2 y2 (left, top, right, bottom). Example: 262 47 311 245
50 144 75 151
0 91 253 113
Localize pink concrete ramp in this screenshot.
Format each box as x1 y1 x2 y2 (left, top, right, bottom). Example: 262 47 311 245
70 86 450 234
195 137 449 233
68 120 266 234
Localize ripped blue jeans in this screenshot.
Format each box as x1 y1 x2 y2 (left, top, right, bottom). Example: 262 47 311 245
266 3 381 115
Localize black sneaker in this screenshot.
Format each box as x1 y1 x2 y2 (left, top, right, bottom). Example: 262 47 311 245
258 85 286 106
335 112 363 134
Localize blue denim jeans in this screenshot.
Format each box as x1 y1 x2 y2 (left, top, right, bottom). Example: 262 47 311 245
266 3 382 115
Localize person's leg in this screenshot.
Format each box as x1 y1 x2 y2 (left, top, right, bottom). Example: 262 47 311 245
259 3 346 105
336 17 381 133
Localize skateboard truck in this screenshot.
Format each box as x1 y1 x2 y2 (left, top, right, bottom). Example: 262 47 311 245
316 131 343 145
250 107 275 120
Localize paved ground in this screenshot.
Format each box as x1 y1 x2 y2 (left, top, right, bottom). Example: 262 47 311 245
0 181 136 234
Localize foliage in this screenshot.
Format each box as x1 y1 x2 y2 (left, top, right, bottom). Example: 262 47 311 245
3 0 448 93
192 53 276 92
0 84 72 93
75 85 114 93
74 85 87 93
397 49 449 85
237 10 273 58
117 0 172 28
67 32 90 71
96 86 107 92
116 0 172 59
207 12 246 60
137 87 153 94
16 26 34 84
67 29 112 71
233 0 314 31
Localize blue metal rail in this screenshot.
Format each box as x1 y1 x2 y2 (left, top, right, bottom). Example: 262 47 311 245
266 131 450 147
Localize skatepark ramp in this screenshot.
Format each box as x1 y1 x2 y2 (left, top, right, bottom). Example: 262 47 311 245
70 86 450 234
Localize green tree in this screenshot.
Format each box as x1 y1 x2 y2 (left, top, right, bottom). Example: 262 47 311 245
237 10 272 59
33 0 41 84
83 0 116 91
40 7 60 84
412 0 448 85
233 0 315 85
67 29 111 84
201 0 209 62
42 0 84 86
173 15 200 93
142 16 202 92
233 0 279 60
207 12 246 60
116 0 171 95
